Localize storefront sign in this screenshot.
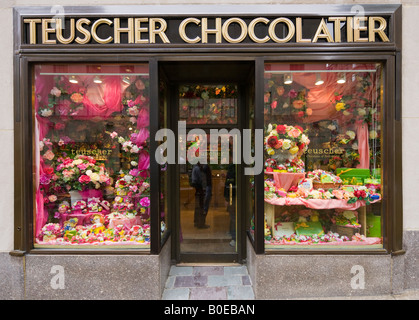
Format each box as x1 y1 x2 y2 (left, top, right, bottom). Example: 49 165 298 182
22 16 390 45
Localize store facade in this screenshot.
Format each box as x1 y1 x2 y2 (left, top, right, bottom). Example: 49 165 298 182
2 3 417 299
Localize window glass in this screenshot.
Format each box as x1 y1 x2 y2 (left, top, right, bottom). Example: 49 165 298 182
34 63 151 248
179 84 238 125
264 62 383 250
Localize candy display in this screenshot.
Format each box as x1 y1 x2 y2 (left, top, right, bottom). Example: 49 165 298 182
264 62 383 248
34 64 153 247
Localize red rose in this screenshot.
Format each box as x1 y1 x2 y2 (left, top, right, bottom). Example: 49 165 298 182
78 175 91 184
266 167 273 172
297 111 304 117
295 125 304 133
298 143 305 150
276 125 286 134
267 136 279 148
44 167 54 176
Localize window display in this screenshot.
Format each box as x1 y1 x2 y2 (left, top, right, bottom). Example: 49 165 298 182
34 63 151 248
263 62 383 249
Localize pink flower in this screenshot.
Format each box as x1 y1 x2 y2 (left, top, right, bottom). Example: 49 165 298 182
63 169 74 178
110 131 118 139
139 197 150 207
43 150 55 161
78 175 91 184
271 100 277 109
77 163 89 171
288 128 301 138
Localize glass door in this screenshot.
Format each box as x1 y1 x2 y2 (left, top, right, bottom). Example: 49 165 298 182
177 84 240 262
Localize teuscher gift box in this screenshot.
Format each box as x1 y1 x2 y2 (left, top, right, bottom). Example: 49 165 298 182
336 168 370 185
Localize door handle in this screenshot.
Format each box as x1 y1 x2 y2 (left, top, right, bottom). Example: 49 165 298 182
229 183 232 205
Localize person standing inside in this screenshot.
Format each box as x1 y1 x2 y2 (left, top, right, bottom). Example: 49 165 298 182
191 163 210 229
202 164 212 218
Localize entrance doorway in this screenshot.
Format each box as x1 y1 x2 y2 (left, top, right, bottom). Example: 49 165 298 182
159 61 254 264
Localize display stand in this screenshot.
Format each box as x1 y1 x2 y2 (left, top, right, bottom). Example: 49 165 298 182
264 198 375 238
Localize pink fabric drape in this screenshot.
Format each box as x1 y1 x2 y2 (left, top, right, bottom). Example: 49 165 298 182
356 121 370 169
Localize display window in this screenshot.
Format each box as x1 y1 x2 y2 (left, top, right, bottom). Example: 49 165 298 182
33 63 151 248
263 62 383 250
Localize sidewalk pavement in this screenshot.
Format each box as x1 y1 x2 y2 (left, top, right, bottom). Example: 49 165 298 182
162 265 419 300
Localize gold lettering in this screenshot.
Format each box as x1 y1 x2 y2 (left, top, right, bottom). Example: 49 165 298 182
91 18 113 44
24 19 41 44
75 18 91 44
135 18 149 44
42 19 57 44
222 18 247 43
114 18 134 44
268 17 295 43
296 18 311 43
56 18 75 44
346 17 354 42
179 18 201 43
313 18 334 43
328 17 346 43
353 16 368 42
248 17 270 43
149 18 170 44
201 18 222 44
369 16 389 42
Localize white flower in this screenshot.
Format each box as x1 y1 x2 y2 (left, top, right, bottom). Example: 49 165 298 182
282 102 289 109
346 130 356 140
282 139 291 150
90 173 100 182
73 159 83 165
327 124 336 131
369 130 378 139
118 136 125 144
301 134 309 144
352 142 358 150
358 108 367 116
85 169 93 176
131 145 140 153
50 87 61 97
40 109 53 117
130 161 138 166
267 124 273 132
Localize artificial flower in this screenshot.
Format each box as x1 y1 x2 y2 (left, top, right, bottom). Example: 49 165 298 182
335 102 345 111
70 92 84 104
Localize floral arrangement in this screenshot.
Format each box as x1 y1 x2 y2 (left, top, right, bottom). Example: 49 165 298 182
264 74 311 117
38 77 86 118
331 72 381 125
268 231 350 244
54 155 111 191
114 171 150 197
265 157 306 173
264 123 310 166
41 223 63 241
72 200 87 211
179 84 236 100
